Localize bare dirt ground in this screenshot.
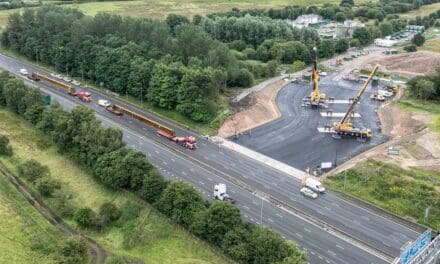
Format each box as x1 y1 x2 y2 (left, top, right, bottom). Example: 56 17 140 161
367 51 440 77
218 78 288 138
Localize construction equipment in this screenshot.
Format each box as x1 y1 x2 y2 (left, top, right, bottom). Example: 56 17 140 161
30 72 76 95
335 59 343 66
333 65 379 139
302 47 326 108
106 104 197 149
30 72 92 103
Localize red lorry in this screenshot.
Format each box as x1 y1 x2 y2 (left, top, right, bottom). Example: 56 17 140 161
76 91 92 102
157 130 197 150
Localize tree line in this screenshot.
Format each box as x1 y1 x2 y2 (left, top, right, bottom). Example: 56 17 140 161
407 67 440 100
0 72 307 264
1 6 253 123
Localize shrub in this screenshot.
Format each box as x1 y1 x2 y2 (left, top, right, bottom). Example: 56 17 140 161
0 135 13 156
74 207 96 229
404 44 417 52
56 238 88 264
17 159 50 183
35 177 61 197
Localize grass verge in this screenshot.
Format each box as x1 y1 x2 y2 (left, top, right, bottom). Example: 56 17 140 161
0 108 231 263
0 169 60 263
400 2 440 19
325 160 440 230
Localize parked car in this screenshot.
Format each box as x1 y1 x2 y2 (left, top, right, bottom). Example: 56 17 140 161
50 72 57 77
19 68 28 75
300 187 318 199
63 77 71 82
72 80 81 86
55 74 63 80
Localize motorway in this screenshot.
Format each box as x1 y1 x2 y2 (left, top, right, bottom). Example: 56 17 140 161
0 53 422 263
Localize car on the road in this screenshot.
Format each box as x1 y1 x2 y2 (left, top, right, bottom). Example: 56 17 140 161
19 68 28 75
98 99 111 107
300 187 318 199
55 74 63 79
63 77 71 82
72 80 81 86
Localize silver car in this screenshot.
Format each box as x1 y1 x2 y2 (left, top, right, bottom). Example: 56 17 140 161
300 187 318 199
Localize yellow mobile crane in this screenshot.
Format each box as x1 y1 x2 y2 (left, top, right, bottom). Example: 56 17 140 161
303 47 326 108
333 64 379 139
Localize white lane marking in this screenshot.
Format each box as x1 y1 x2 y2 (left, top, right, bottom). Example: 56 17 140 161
318 255 323 259
276 213 283 218
243 174 249 179
230 189 236 194
336 245 344 250
126 135 131 139
295 233 303 238
147 153 152 157
171 158 175 162
162 161 167 165
155 150 160 154
327 250 336 256
182 171 187 176
304 227 311 233
199 181 205 185
325 206 331 211
190 168 195 172
310 251 315 255
326 260 330 263
268 218 275 223
243 205 250 210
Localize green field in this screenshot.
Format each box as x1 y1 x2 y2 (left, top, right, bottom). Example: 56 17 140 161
0 171 60 263
400 2 440 19
326 160 440 230
0 108 231 263
420 37 440 54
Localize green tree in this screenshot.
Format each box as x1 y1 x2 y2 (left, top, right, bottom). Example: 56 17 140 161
156 181 207 227
412 33 425 46
17 159 50 183
74 207 96 229
319 40 335 58
352 28 372 46
411 79 436 99
335 38 349 53
350 38 361 47
0 135 13 156
200 201 242 245
137 170 167 203
221 226 251 263
166 14 189 34
291 60 306 72
335 12 346 22
379 22 393 37
340 0 354 7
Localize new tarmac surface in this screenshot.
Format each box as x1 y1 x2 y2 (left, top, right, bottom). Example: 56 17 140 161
0 54 422 263
234 72 389 172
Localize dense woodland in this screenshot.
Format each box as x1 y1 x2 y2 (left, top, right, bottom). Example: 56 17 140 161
0 72 307 264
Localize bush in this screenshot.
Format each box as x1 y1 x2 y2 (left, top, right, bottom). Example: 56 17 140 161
412 33 425 46
99 202 121 223
0 135 13 156
17 159 50 183
74 207 96 229
56 238 88 264
291 60 306 72
35 177 61 197
404 44 417 52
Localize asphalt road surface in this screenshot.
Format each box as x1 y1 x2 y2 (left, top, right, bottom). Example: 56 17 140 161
234 71 389 171
0 54 422 263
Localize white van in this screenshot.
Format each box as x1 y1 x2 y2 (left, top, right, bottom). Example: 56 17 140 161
20 68 28 75
98 99 111 107
305 178 325 193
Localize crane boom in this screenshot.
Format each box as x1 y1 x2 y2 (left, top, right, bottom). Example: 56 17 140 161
311 47 319 97
338 64 379 126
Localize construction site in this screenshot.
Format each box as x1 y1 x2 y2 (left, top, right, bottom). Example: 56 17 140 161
221 47 440 174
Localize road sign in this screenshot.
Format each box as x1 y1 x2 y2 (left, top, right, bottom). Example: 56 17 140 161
400 230 432 264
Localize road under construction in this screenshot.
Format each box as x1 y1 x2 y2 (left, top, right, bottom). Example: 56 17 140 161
0 53 426 264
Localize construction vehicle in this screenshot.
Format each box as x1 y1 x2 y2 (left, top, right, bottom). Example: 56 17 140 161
302 47 326 108
30 72 92 102
370 93 386 101
214 183 236 204
106 104 197 149
333 65 379 139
